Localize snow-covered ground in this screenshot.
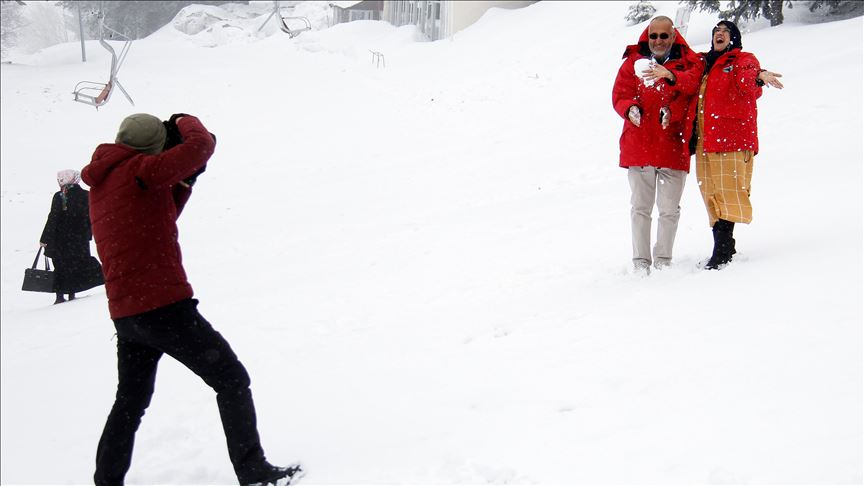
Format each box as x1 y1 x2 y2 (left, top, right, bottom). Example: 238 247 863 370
1 1 862 484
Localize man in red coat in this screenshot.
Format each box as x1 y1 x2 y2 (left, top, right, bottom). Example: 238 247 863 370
612 16 703 273
82 113 303 486
688 21 783 269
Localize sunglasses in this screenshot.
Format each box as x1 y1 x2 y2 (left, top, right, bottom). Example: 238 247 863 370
648 33 670 40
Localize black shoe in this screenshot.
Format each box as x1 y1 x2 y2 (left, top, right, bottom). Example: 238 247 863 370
68 293 76 301
53 293 66 305
704 251 733 270
244 463 304 486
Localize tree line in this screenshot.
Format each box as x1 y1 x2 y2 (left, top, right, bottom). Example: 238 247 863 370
627 0 863 27
1 0 248 55
58 1 247 39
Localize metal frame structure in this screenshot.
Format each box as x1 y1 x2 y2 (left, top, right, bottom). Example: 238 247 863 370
258 1 312 38
72 13 134 109
369 49 385 68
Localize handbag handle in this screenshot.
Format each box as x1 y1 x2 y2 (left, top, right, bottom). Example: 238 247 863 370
32 247 51 271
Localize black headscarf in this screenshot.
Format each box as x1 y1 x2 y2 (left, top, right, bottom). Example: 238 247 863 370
704 20 743 73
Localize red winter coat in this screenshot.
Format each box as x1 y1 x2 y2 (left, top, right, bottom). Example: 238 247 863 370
81 116 215 319
689 49 763 154
612 28 703 172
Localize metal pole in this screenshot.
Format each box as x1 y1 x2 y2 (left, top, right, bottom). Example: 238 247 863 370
77 2 86 62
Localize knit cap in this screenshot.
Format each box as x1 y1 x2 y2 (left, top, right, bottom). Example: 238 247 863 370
115 113 167 155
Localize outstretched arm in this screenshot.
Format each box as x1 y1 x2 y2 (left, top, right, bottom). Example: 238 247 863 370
758 70 784 89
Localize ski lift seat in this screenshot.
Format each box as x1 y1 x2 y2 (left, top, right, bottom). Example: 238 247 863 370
279 16 311 38
73 80 113 108
257 2 312 38
72 18 134 109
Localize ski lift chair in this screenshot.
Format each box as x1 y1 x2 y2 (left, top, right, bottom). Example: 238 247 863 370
257 1 311 38
73 18 134 109
279 16 312 38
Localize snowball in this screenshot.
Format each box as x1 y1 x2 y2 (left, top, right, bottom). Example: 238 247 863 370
633 58 656 87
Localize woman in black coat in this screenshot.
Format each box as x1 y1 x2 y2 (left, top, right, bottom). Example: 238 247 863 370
40 169 95 304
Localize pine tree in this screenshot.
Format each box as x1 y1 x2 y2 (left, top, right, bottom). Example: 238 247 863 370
681 0 863 25
808 0 864 19
680 0 790 26
625 0 657 26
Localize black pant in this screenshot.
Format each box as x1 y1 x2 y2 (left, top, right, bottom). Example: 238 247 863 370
94 299 269 485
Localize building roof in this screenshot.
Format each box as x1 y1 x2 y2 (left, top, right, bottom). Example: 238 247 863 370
329 1 363 9
330 0 382 10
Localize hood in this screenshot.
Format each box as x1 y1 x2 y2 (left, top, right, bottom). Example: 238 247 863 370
711 20 743 52
622 26 692 59
81 143 140 188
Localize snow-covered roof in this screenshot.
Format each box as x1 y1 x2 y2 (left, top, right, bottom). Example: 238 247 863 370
328 1 363 9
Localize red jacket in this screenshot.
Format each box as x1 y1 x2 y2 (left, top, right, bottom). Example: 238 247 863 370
612 28 703 172
81 116 215 319
690 49 763 154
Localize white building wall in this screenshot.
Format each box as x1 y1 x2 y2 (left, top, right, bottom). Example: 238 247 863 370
445 1 535 38
383 1 535 41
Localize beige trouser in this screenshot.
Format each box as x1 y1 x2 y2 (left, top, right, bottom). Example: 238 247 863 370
628 166 687 266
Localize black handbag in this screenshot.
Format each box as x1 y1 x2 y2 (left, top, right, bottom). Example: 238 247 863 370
22 247 55 293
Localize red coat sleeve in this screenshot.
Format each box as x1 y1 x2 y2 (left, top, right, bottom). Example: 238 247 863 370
133 115 215 191
733 52 763 101
612 57 640 120
172 184 192 216
667 53 704 123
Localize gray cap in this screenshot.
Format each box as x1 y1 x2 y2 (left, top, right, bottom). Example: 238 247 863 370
115 113 167 155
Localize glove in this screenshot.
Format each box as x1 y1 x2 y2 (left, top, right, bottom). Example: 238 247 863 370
659 106 671 129
628 105 641 127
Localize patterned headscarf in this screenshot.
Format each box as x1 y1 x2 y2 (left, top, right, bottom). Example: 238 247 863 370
56 169 81 210
57 169 81 187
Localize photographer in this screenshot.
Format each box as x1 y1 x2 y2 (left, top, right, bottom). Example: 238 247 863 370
82 113 303 486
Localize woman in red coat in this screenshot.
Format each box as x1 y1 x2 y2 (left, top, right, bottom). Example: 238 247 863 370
690 20 783 269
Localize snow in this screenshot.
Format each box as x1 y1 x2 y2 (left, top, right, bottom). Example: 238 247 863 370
1 1 862 484
633 58 656 86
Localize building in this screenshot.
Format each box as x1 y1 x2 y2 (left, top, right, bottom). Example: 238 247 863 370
330 0 383 25
330 1 538 40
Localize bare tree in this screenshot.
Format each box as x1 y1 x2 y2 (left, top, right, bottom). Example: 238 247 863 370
1 0 26 58
58 1 248 40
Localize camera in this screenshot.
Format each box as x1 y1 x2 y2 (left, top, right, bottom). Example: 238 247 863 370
162 114 185 151
162 113 218 150
162 113 216 187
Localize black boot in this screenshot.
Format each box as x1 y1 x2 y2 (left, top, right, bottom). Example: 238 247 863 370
68 293 76 301
53 292 66 305
705 219 736 270
242 463 305 486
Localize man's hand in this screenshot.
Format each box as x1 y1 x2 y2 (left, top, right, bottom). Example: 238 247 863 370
643 64 675 83
628 105 641 127
758 70 784 89
39 242 47 248
660 106 671 129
